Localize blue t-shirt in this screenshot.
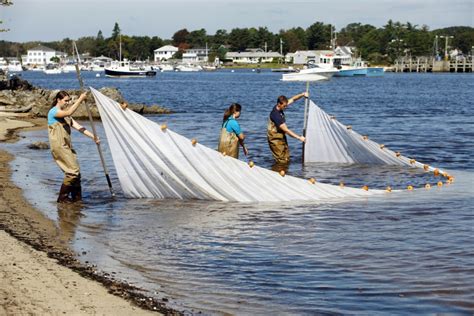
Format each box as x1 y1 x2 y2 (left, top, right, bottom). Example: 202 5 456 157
47 107 65 126
269 105 285 127
223 117 241 136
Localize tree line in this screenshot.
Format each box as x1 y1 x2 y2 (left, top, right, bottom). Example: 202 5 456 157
0 21 473 64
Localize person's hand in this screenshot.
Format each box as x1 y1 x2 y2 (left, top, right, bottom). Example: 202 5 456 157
299 135 306 143
120 102 128 110
303 92 309 98
94 136 100 144
243 145 249 156
79 92 88 101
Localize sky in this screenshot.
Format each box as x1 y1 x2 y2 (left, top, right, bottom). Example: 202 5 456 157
1 0 473 42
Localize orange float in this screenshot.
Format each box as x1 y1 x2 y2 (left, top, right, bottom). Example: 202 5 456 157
191 138 197 146
309 178 316 184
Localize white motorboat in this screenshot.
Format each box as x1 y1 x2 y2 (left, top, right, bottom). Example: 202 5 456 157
175 64 202 72
158 64 174 72
281 64 338 82
44 68 62 74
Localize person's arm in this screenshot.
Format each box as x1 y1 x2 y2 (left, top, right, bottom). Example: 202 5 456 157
278 123 305 142
71 119 100 144
237 133 249 156
231 120 249 155
287 91 309 105
55 92 88 118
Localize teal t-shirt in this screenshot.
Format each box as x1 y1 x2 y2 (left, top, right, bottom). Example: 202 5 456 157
223 117 241 136
47 107 65 126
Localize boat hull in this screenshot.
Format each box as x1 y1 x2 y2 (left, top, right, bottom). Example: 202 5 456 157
366 67 384 76
281 69 337 82
104 68 157 77
335 67 367 77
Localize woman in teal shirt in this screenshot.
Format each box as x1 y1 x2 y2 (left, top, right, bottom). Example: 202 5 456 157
217 103 248 158
47 90 99 203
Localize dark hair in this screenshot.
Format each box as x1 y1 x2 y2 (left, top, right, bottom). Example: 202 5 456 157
51 91 70 109
223 103 242 122
277 95 288 106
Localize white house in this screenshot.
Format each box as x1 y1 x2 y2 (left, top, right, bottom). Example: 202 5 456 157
154 45 179 62
182 48 209 63
26 45 66 66
226 49 283 64
292 50 318 64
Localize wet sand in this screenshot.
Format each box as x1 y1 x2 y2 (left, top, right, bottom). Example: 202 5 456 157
0 116 177 315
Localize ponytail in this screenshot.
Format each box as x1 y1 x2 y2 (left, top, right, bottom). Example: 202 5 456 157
223 103 242 122
51 91 70 109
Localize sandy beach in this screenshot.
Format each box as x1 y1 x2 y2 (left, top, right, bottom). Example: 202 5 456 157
0 116 171 315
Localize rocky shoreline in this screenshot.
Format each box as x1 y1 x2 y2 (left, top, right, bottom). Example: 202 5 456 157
0 74 172 119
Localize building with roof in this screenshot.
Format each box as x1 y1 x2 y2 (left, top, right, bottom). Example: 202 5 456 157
182 48 210 63
226 49 283 64
154 45 179 62
25 45 66 66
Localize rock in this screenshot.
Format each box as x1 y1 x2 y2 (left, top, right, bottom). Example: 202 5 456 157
0 78 173 119
27 141 49 150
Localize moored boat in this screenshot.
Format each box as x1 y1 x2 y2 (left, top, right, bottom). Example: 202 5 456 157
104 60 156 77
281 64 338 81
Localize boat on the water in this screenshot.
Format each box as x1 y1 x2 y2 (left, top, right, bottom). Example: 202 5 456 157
366 67 384 76
104 60 156 77
271 66 297 73
281 64 338 82
175 63 202 72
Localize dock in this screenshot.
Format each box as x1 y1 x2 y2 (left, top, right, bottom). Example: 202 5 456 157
394 56 473 73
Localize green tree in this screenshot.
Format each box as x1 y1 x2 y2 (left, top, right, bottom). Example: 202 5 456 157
111 22 121 40
228 28 251 51
306 22 332 49
186 28 207 48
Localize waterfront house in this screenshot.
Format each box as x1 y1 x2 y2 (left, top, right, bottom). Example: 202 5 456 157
226 49 283 64
25 45 66 66
183 48 210 63
154 45 179 62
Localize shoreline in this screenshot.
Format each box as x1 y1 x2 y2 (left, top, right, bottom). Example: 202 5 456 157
0 115 179 315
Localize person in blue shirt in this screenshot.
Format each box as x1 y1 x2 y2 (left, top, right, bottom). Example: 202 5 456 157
47 90 99 203
217 103 248 158
267 92 308 165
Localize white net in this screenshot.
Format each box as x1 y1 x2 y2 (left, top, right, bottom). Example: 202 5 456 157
91 88 384 202
304 100 444 174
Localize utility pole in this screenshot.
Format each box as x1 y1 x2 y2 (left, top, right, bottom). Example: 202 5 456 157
279 38 283 64
439 35 454 61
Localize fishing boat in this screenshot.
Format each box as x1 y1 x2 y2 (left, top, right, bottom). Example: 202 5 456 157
104 60 156 77
281 64 338 82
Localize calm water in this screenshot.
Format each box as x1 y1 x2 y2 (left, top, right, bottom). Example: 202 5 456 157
3 70 474 315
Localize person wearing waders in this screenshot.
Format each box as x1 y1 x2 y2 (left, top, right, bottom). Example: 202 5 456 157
267 92 308 168
217 103 248 159
47 91 99 203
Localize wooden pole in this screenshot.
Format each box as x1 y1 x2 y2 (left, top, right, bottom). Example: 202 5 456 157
73 42 115 197
302 81 310 162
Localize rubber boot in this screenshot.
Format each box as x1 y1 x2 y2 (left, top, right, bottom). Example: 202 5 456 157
57 184 72 203
71 185 82 202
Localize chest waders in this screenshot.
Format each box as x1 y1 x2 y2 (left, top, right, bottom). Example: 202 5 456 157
217 120 239 158
48 117 82 202
267 119 290 164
